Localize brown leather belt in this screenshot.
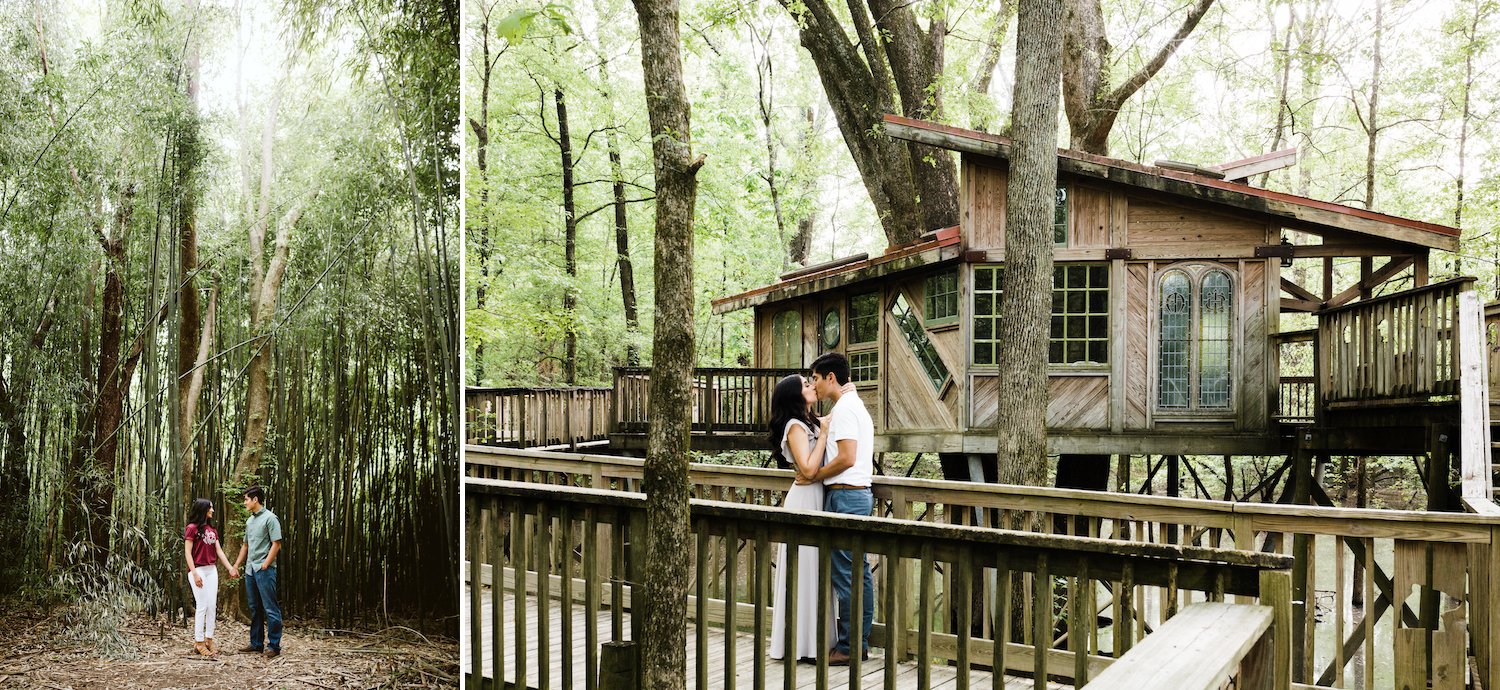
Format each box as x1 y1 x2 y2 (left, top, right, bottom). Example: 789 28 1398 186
827 484 870 490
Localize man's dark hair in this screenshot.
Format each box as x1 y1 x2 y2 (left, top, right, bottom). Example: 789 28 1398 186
811 352 851 385
244 485 266 503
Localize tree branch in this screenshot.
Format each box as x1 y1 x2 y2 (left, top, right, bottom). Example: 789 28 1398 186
1105 0 1215 109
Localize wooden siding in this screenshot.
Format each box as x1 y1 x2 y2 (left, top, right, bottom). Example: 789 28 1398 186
1072 185 1111 248
883 291 959 431
970 375 1109 429
1124 263 1150 429
966 162 1007 249
1127 198 1269 250
1241 261 1268 431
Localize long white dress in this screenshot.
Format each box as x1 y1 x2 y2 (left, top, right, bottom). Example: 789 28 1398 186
770 418 835 660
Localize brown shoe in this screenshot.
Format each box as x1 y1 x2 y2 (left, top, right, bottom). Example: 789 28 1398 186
239 645 262 654
204 638 217 655
193 641 209 656
263 648 280 660
828 649 850 666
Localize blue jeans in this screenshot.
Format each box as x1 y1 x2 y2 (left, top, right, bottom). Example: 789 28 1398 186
246 568 282 652
825 487 874 654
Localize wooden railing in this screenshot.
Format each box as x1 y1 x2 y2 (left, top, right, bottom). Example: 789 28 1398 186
612 367 804 434
464 387 611 449
1485 299 1500 400
466 445 1500 689
1276 376 1315 423
465 475 1294 690
1318 277 1472 405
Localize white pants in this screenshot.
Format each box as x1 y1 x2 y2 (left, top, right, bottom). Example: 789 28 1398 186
190 565 218 641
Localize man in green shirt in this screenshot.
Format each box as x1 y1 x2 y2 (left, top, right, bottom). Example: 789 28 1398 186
231 485 283 659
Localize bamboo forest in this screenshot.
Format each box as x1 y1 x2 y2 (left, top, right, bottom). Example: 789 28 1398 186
0 0 459 686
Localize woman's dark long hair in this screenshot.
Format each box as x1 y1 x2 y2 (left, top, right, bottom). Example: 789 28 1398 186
768 375 819 470
187 498 213 535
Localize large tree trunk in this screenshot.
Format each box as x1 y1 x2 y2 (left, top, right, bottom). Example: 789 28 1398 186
1062 0 1214 155
88 184 137 560
630 0 703 683
773 0 930 246
607 126 641 365
177 0 204 507
994 0 1064 488
178 288 216 502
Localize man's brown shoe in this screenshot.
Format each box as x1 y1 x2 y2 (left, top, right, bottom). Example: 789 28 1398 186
828 650 850 666
263 648 280 660
239 645 262 654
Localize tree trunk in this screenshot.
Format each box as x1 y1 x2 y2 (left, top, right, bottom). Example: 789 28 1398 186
994 0 1064 487
179 288 216 504
630 0 703 683
1062 0 1214 155
557 87 578 384
773 0 930 246
469 13 493 384
1258 1 1295 188
177 0 204 507
1362 0 1382 210
607 127 641 365
88 184 136 559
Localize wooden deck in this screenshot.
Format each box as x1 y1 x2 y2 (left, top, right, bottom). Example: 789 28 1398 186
459 582 1071 690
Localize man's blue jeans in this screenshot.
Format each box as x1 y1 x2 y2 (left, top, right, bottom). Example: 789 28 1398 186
246 568 283 652
825 487 874 655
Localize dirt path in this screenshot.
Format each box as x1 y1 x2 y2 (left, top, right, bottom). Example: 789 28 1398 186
0 606 456 690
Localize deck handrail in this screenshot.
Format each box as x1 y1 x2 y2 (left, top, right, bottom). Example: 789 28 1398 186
464 477 1294 689
465 444 1500 688
1318 277 1474 404
612 366 805 435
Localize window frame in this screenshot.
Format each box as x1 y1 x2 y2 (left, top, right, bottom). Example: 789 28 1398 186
1152 262 1239 416
848 291 880 346
924 269 960 328
1054 183 1070 247
770 309 801 369
970 263 1110 370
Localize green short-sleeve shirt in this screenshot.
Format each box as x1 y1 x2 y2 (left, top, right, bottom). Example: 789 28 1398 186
245 507 282 573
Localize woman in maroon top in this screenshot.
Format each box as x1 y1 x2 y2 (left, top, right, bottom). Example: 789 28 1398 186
184 499 238 655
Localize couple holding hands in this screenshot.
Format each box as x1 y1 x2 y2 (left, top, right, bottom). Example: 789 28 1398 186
768 352 876 666
182 485 284 659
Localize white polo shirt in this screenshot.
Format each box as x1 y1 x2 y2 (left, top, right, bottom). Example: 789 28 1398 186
823 390 874 487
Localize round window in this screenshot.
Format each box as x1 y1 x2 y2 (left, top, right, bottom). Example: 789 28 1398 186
821 308 841 349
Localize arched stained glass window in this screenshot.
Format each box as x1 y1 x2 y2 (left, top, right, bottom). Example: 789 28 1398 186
1158 271 1191 409
772 310 800 369
1199 271 1232 409
1156 265 1235 412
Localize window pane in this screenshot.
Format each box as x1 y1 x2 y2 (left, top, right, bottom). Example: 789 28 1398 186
1049 263 1109 365
924 269 959 321
972 267 1004 368
1158 271 1190 408
1054 185 1069 245
975 342 993 365
1199 271 1233 409
772 310 800 369
891 292 950 391
850 292 879 344
851 350 880 383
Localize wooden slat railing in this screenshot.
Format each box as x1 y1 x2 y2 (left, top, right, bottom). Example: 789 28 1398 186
1275 376 1315 423
464 475 1294 690
464 387 611 449
466 445 1500 689
612 367 804 434
1318 277 1473 405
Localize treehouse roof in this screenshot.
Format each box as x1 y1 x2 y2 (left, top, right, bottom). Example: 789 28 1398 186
885 115 1461 252
711 115 1460 315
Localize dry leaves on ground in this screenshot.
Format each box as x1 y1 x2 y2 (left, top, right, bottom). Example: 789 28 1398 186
0 604 456 690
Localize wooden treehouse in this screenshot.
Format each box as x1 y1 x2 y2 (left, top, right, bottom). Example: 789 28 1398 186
464 116 1500 689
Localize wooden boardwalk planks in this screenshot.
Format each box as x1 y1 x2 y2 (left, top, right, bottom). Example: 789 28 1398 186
460 584 1071 690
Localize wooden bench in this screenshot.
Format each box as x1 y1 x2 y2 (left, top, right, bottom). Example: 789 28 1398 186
1086 602 1277 690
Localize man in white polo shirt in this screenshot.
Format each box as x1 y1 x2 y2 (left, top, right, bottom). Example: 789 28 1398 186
803 352 875 665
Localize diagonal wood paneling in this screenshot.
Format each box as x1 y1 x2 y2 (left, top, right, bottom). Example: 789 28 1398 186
1125 264 1149 428
1242 261 1267 431
970 375 1109 429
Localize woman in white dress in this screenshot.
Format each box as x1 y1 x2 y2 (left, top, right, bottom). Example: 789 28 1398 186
769 374 836 661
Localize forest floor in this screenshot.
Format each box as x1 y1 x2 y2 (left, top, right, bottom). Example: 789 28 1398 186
0 602 457 689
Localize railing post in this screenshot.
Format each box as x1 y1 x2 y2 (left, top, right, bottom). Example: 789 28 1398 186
1459 289 1493 500
1260 569 1294 690
610 368 621 435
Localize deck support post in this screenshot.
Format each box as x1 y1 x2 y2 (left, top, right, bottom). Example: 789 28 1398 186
598 641 640 690
1427 423 1455 511
1289 444 1313 683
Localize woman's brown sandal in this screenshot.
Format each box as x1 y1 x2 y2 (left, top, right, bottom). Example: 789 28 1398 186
194 641 209 655
204 638 217 655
